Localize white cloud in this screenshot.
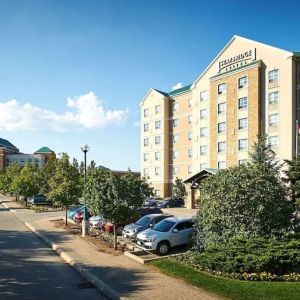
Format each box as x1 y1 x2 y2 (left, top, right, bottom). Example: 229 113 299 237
171 82 183 91
0 92 128 132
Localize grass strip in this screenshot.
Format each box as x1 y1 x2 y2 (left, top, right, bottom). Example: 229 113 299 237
150 259 300 300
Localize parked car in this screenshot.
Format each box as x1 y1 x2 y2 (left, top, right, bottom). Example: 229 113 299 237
157 197 184 208
103 207 164 234
122 213 173 241
89 215 105 229
74 208 92 223
142 199 158 208
27 195 49 205
67 206 84 220
135 216 194 255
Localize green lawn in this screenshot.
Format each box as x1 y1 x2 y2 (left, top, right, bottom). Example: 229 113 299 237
150 259 300 300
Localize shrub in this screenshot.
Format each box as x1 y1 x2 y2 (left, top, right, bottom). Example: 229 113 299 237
173 236 300 280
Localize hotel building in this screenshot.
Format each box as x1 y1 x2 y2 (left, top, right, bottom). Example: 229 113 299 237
140 35 300 202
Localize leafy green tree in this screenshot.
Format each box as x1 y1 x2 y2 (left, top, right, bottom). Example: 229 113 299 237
172 177 186 198
37 156 57 195
85 169 153 249
195 164 293 249
5 162 22 199
47 153 81 224
12 163 40 206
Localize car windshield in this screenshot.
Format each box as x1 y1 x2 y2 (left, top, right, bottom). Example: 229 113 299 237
135 216 151 226
153 219 176 232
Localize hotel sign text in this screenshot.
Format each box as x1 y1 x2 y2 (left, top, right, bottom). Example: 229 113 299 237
218 48 256 72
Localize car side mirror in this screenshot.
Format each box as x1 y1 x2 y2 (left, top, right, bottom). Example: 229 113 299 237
173 228 178 233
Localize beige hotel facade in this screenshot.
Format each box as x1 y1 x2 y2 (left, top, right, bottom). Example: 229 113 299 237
140 35 300 199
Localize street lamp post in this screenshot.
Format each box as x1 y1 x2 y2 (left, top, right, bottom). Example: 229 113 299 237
81 144 90 237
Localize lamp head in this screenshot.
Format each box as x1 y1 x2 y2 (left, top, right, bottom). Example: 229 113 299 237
81 145 90 153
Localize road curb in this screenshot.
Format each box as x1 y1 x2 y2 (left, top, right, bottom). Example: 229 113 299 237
25 221 129 300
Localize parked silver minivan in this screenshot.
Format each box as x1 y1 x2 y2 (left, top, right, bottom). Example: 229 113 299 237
135 216 194 255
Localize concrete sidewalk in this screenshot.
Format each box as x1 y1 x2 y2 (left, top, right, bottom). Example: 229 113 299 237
1 197 221 300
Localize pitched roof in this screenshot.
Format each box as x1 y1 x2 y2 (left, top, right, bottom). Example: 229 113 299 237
153 89 169 97
169 84 192 97
35 146 54 154
0 138 19 152
183 168 219 184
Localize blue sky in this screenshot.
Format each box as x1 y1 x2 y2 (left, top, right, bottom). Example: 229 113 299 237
0 0 299 171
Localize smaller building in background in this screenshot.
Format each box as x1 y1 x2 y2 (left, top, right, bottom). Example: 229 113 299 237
0 138 55 170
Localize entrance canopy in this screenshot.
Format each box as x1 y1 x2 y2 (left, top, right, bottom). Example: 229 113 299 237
183 168 219 189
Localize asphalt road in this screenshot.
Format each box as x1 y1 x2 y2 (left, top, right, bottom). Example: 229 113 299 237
0 204 106 300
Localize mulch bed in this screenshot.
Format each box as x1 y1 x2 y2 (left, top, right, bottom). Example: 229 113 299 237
51 219 122 256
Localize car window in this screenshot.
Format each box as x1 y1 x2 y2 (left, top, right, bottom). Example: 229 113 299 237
135 216 151 226
174 222 185 231
185 221 194 229
153 220 176 232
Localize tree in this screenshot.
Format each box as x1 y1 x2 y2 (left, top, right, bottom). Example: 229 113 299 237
250 134 281 173
172 177 186 198
38 156 57 195
85 169 153 249
5 162 22 199
47 153 81 224
284 155 300 231
11 163 40 206
194 164 293 249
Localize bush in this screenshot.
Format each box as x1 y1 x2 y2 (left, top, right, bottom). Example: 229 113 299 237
194 164 294 248
173 236 300 280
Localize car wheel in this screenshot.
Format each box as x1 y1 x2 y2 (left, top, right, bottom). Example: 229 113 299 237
157 241 170 256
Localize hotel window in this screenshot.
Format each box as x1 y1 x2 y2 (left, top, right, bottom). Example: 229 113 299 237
173 118 179 127
200 109 208 119
155 136 161 145
155 151 160 161
188 98 193 107
188 115 193 124
268 69 279 83
173 150 179 160
188 131 192 141
188 165 192 174
173 102 179 112
173 134 179 143
218 141 226 153
238 76 248 89
218 83 226 95
143 168 149 177
144 108 149 117
218 122 226 134
144 138 149 147
200 145 207 156
173 166 179 175
143 123 149 132
218 102 226 114
200 163 207 170
269 114 279 126
238 97 248 110
238 118 248 130
155 120 161 129
268 136 279 148
200 127 208 137
268 91 279 105
155 167 161 176
188 149 193 158
155 105 161 114
200 91 208 101
239 159 247 166
238 139 248 151
218 161 226 169
143 153 149 162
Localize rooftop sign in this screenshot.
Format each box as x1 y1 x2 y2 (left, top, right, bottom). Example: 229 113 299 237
218 48 256 72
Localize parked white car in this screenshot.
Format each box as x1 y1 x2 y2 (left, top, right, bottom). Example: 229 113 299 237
89 215 105 229
135 217 194 255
